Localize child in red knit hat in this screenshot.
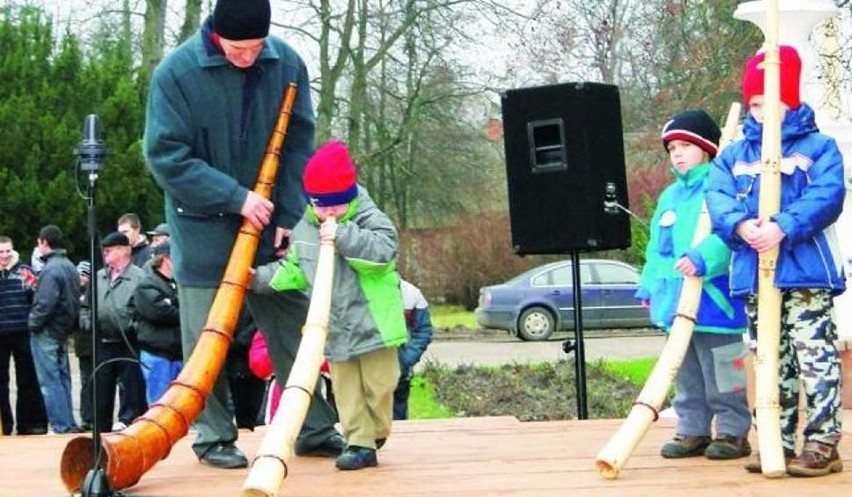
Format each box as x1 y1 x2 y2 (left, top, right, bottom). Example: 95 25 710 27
253 140 408 471
706 45 846 477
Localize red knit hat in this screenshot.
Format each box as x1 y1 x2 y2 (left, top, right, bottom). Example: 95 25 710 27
303 141 358 207
741 45 802 109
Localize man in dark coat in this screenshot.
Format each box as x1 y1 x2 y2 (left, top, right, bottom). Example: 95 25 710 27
144 0 340 469
28 225 81 434
0 235 48 435
80 232 147 434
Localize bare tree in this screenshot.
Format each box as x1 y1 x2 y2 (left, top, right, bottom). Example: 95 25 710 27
273 0 511 227
508 0 635 84
141 0 167 76
177 0 202 43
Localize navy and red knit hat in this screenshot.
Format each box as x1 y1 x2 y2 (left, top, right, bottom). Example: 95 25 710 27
742 45 802 109
661 109 721 158
213 0 271 40
303 141 358 207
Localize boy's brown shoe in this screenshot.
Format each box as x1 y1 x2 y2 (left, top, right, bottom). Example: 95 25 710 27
704 435 751 460
744 447 796 473
660 435 712 459
786 441 843 477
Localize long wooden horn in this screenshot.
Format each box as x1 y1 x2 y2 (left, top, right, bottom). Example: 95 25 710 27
752 0 786 478
595 102 742 479
59 83 300 492
241 217 337 497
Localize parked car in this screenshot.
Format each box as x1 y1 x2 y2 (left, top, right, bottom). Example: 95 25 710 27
475 259 652 341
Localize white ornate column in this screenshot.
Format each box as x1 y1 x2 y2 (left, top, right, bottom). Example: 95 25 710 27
734 0 840 113
735 0 852 402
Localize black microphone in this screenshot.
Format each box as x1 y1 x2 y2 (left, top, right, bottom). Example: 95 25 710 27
76 114 107 172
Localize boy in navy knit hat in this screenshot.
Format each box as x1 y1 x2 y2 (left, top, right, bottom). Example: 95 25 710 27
636 109 751 461
253 141 408 471
707 45 845 477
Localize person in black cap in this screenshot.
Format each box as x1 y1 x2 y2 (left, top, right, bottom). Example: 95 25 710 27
133 241 183 406
635 109 751 461
144 0 340 469
80 231 147 434
146 223 170 248
73 260 94 431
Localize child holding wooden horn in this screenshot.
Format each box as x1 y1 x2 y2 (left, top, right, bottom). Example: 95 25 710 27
636 109 752 460
706 45 845 477
254 140 408 471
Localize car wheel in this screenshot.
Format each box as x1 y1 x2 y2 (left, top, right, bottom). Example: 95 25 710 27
517 306 555 341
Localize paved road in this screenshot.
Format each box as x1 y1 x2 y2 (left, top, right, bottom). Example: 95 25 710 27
423 332 667 368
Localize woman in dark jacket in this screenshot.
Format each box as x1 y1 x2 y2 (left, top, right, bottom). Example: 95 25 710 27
133 242 182 404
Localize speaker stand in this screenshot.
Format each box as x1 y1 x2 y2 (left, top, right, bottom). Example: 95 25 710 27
560 250 588 420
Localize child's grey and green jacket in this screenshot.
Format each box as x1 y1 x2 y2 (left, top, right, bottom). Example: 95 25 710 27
253 187 407 361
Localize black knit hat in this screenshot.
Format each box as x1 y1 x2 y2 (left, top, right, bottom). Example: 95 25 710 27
661 109 721 158
101 231 130 248
213 0 271 40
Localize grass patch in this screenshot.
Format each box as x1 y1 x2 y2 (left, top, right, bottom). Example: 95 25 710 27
431 304 478 330
418 359 644 421
600 357 657 385
408 357 665 421
407 375 454 419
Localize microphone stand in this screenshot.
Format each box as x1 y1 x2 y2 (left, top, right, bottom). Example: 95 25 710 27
77 115 114 497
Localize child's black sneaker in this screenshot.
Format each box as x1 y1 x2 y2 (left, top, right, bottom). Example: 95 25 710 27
660 435 712 458
704 435 751 460
335 446 378 471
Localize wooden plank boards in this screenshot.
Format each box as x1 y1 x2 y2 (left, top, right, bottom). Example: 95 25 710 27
1 412 850 497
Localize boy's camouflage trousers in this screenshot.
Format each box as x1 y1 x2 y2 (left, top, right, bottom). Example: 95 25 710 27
747 289 842 449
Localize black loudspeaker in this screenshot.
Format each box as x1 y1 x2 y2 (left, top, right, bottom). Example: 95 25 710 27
501 82 631 255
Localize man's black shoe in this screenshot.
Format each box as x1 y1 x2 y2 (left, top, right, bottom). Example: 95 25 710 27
295 432 345 457
17 426 48 435
199 443 248 469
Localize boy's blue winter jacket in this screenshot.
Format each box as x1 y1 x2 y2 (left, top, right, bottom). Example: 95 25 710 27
706 103 846 296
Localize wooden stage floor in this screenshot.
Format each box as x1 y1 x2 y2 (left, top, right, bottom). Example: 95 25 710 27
2 412 851 497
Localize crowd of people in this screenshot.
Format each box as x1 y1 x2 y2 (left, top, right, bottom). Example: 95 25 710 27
0 217 176 436
0 212 434 472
